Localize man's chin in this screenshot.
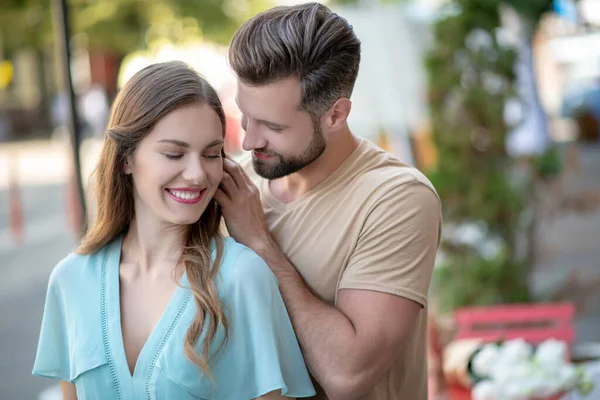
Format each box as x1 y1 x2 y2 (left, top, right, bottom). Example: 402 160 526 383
253 159 284 180
253 162 276 179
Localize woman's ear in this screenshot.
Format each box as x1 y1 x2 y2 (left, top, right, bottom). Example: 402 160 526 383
124 156 133 175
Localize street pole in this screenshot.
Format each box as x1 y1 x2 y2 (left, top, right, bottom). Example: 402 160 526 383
51 0 87 236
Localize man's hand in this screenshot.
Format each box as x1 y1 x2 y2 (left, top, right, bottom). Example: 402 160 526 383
214 157 271 252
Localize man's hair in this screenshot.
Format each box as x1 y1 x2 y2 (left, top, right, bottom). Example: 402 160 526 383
228 2 361 119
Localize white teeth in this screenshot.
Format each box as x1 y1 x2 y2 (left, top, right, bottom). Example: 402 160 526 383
169 190 200 200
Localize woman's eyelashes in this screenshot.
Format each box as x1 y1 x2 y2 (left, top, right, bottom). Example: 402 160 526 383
162 153 222 160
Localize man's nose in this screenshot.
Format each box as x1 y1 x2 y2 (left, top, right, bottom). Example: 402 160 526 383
242 120 267 151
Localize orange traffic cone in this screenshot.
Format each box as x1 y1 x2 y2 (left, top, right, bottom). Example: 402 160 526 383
65 173 82 237
8 156 24 244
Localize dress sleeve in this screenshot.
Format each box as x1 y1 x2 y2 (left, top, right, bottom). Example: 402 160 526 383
212 247 316 399
32 265 71 381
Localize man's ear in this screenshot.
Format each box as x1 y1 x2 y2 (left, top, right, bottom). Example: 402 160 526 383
324 98 352 131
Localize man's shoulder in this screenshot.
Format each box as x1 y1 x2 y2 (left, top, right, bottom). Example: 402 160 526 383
351 141 439 201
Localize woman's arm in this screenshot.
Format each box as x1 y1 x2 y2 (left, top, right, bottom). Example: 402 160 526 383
255 390 295 400
60 381 77 400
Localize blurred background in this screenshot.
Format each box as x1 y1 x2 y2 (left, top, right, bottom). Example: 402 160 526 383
0 0 599 399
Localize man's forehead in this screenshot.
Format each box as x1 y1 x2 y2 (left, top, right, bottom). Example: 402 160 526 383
236 78 302 114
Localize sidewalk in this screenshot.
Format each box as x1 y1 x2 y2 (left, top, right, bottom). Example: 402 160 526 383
531 142 600 343
0 137 103 190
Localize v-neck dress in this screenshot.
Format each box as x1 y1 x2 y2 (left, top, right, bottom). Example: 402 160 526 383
32 235 315 400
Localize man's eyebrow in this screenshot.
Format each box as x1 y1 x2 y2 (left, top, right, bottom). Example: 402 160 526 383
235 98 289 129
259 120 289 129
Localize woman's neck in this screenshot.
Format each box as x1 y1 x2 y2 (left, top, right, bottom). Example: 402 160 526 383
121 215 185 276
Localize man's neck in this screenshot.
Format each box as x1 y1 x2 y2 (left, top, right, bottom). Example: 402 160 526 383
269 128 360 204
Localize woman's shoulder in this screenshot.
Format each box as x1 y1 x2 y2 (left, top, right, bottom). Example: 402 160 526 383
49 252 92 289
218 237 278 290
48 240 113 295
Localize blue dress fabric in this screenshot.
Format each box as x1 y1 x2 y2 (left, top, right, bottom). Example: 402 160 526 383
32 235 315 400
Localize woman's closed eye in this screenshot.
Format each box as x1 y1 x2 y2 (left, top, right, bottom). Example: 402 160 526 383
162 151 222 160
163 153 183 160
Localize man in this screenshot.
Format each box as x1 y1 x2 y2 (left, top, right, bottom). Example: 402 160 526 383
214 3 442 399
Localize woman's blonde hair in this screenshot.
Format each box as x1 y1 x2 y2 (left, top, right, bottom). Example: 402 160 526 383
77 60 229 375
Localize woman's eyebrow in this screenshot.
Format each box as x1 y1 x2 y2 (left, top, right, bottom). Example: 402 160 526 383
156 139 189 147
156 139 224 148
205 139 224 148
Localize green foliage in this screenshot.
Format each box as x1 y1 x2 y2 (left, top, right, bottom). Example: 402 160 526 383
0 0 274 56
434 252 531 313
0 2 52 55
426 0 555 312
501 0 555 23
534 146 563 179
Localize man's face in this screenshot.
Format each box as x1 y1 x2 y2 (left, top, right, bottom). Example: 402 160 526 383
236 77 326 180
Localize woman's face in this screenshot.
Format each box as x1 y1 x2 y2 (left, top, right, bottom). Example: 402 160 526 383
126 103 224 227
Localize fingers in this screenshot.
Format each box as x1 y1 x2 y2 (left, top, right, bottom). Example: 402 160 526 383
213 188 231 208
219 157 260 207
224 157 252 187
219 171 237 198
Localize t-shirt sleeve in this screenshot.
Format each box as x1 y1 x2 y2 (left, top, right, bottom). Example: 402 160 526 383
338 181 442 307
212 247 316 399
32 266 71 381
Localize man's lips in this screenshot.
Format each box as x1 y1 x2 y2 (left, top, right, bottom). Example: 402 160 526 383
253 150 274 160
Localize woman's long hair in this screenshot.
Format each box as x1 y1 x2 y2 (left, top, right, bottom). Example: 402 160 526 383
77 61 229 375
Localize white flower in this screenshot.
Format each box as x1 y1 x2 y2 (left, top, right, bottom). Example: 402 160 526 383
499 339 534 364
472 380 499 400
469 338 586 399
558 364 579 389
526 373 563 398
535 339 568 367
490 362 513 384
503 381 529 400
490 341 534 384
472 344 500 378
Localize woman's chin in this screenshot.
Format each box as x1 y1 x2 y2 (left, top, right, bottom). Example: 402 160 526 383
168 214 203 227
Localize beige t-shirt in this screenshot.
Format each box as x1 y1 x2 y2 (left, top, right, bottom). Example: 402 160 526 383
243 139 442 400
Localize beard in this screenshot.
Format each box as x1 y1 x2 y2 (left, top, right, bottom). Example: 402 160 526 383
252 122 326 180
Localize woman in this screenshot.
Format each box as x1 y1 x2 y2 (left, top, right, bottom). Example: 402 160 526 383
32 61 315 400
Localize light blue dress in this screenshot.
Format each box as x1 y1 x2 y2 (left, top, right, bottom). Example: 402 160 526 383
32 235 315 400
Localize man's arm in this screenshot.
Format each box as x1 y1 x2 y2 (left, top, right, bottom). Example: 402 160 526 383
255 241 422 399
215 159 441 399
